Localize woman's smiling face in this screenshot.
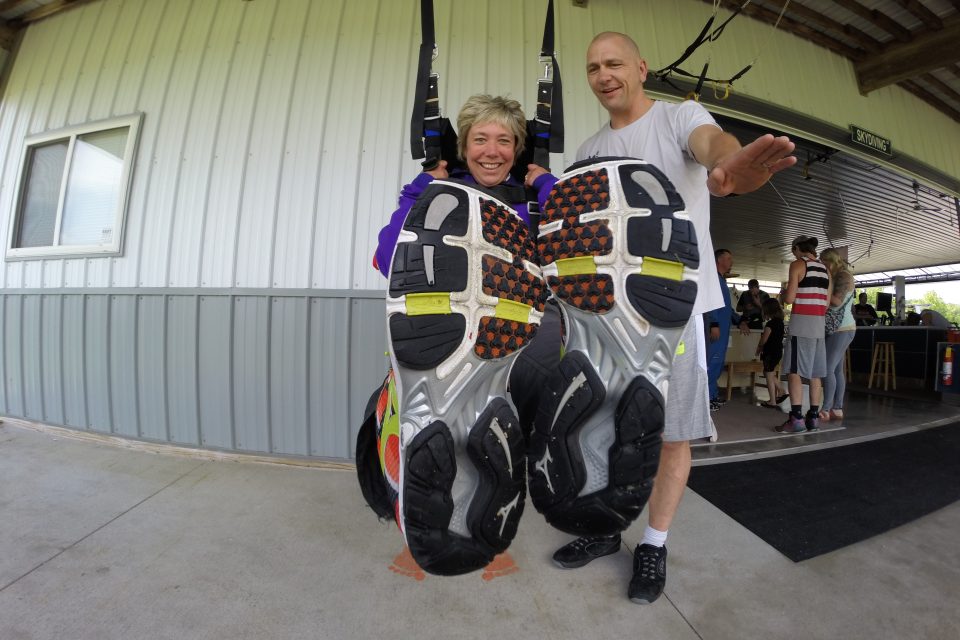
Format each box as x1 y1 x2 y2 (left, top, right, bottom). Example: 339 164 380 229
464 121 516 187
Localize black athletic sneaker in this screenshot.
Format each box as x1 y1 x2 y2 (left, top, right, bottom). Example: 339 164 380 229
386 180 547 576
628 543 667 604
551 533 622 569
528 158 699 536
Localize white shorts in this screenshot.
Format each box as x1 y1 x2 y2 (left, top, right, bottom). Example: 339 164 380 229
664 314 714 442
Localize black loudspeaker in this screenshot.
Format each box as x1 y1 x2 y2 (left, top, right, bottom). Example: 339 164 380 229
876 292 893 313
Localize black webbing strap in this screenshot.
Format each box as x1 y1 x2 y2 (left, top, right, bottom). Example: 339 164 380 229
531 0 563 166
410 0 453 170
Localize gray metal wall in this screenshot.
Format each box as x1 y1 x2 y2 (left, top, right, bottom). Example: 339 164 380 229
1 289 387 459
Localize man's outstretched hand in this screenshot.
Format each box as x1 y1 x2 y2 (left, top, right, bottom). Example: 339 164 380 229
707 134 796 197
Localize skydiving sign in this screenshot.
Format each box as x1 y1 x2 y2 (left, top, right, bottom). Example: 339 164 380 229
849 125 892 157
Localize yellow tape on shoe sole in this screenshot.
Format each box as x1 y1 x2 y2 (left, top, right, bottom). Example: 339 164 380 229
405 293 452 316
554 256 597 277
494 298 533 323
641 257 684 281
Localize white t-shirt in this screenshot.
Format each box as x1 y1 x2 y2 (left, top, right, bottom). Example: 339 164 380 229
575 100 723 316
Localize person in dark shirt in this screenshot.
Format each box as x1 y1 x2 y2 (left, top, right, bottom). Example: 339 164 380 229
736 278 770 329
853 292 878 326
757 298 787 408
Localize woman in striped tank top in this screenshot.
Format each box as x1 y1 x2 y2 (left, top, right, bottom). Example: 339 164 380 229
775 236 832 434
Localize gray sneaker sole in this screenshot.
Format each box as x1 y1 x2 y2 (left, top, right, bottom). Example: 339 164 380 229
528 158 700 535
386 180 545 575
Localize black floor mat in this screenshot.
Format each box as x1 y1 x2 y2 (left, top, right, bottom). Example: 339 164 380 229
688 423 960 562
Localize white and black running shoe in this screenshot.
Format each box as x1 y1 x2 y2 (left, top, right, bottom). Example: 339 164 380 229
528 158 700 536
386 180 547 575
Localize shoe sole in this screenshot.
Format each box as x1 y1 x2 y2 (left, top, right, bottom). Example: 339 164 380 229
528 158 699 536
386 180 545 575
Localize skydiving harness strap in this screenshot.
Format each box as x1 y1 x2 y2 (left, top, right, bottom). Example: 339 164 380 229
653 0 790 102
408 0 564 229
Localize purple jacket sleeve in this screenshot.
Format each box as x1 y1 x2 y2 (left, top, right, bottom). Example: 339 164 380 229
373 173 435 277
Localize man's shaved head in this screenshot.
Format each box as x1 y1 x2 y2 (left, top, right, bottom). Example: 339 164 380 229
589 31 642 61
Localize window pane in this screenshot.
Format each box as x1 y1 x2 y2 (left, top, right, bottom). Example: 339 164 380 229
16 140 68 248
59 127 129 247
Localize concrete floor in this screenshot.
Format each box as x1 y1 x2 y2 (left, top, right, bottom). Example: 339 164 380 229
2 409 960 640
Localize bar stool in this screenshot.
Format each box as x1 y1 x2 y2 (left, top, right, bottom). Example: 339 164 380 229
868 342 896 391
843 348 851 380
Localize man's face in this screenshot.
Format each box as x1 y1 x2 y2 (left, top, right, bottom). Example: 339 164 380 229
464 121 516 187
716 252 733 275
585 36 647 119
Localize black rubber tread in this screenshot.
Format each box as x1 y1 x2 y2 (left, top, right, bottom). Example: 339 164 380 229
479 197 538 264
532 374 665 536
618 163 685 213
474 316 540 359
389 314 466 370
404 404 527 577
627 217 699 270
388 184 470 297
465 399 527 555
624 274 699 328
527 351 606 515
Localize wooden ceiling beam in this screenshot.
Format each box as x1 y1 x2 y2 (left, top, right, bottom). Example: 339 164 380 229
0 19 16 50
710 0 865 60
898 80 960 123
892 0 943 31
919 72 960 106
832 0 913 43
856 17 960 93
18 0 99 24
772 0 882 53
0 0 33 14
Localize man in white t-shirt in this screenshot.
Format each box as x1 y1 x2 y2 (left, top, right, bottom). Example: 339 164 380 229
548 31 796 604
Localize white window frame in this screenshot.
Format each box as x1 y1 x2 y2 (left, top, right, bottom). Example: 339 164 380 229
6 113 143 260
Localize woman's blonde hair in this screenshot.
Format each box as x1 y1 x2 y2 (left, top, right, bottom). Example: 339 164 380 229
820 247 845 273
456 94 526 161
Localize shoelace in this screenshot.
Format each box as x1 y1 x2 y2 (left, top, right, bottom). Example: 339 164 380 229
635 548 661 580
572 535 618 553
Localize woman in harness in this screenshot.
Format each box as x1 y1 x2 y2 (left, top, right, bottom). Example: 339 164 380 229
357 94 560 576
373 94 555 275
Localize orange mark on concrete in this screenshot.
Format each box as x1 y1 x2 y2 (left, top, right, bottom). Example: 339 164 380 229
389 545 426 581
482 551 519 581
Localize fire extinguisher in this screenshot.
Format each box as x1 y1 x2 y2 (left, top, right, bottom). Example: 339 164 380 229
943 346 954 386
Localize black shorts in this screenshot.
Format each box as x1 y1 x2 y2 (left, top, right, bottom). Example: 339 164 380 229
762 350 782 374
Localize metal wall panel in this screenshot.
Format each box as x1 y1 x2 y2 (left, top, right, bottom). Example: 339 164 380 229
21 295 42 419
61 295 86 428
40 295 64 425
137 295 167 441
88 0 145 121
232 296 269 452
309 298 350 458
167 295 199 445
169 1 245 289
109 294 138 437
84 295 111 432
198 295 233 449
269 297 309 455
348 298 390 458
274 0 346 291
233 0 308 290
3 295 23 416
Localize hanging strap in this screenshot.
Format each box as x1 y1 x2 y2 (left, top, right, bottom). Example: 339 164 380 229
535 0 564 160
409 0 457 170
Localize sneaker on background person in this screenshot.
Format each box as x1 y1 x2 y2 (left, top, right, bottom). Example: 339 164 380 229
776 414 806 434
551 533 622 569
628 544 668 604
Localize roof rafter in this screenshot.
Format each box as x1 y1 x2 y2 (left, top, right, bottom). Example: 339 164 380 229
832 0 914 42
892 0 943 30
0 0 33 14
856 16 960 93
15 0 98 24
899 79 960 123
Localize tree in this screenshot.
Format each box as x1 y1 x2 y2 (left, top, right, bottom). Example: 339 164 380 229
912 290 960 326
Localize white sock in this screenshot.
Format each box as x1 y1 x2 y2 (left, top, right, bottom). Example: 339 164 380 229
641 526 668 548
